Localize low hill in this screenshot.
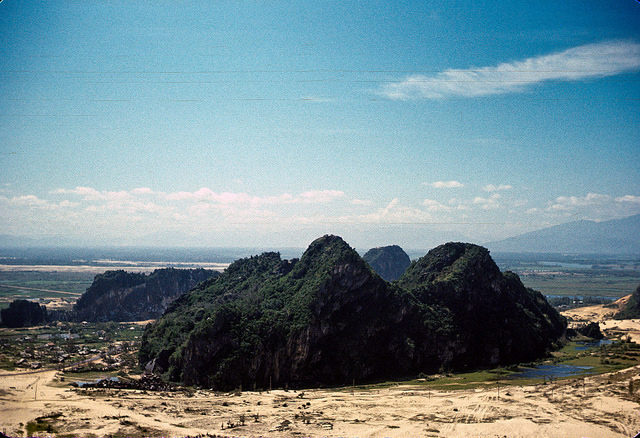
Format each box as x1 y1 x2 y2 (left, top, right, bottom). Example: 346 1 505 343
0 300 47 328
614 284 640 319
73 268 219 322
487 214 640 254
362 245 411 281
140 236 565 390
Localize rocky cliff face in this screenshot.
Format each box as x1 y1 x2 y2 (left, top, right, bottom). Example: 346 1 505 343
140 236 565 390
0 299 47 327
73 268 218 322
362 245 411 281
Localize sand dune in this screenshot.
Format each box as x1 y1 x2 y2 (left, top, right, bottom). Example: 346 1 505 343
1 366 639 437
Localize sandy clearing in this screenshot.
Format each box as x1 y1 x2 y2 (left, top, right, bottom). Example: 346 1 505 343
1 364 639 437
562 296 640 343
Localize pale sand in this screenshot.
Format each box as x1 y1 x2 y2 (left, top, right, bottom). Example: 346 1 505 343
563 295 640 344
1 303 639 437
1 367 638 437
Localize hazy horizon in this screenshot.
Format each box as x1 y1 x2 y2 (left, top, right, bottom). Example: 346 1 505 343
1 1 639 249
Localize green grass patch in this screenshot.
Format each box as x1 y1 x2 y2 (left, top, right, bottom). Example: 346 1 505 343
339 340 640 393
25 413 63 435
519 275 640 298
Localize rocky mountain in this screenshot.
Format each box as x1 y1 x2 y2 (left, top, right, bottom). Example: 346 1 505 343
140 236 565 390
396 243 566 369
73 268 219 322
486 214 640 254
614 284 640 319
362 245 411 281
1 299 47 328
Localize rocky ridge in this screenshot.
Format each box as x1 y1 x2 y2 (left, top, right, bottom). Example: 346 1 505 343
140 236 566 390
73 268 219 322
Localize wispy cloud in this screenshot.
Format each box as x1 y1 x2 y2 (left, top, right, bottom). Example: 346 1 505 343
483 184 512 192
547 192 610 211
616 195 640 204
380 40 640 100
545 192 640 220
426 180 464 189
55 186 345 207
422 199 452 212
473 194 501 210
164 188 344 205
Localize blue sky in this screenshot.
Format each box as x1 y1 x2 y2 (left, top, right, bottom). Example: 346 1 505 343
1 1 639 249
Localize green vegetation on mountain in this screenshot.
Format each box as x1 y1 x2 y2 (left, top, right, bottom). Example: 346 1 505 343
397 243 567 369
362 245 411 281
140 236 566 390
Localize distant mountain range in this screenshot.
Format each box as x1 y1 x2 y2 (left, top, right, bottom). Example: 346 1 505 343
487 214 640 254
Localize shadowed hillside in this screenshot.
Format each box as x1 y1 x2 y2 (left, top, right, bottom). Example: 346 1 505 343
73 268 219 322
362 245 411 281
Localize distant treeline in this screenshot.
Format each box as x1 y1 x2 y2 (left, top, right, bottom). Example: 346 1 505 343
547 295 616 308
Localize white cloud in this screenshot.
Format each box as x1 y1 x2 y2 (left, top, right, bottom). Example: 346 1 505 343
616 195 640 203
543 192 640 220
53 186 104 200
547 192 611 211
4 194 77 210
483 184 513 192
164 188 344 206
53 186 132 202
55 186 345 207
473 194 501 210
351 198 373 206
426 180 464 189
422 199 452 212
9 195 50 207
297 190 345 204
380 40 640 100
131 187 154 195
350 198 433 224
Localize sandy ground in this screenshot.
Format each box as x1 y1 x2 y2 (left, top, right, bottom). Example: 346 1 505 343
1 367 638 438
1 303 639 438
563 295 640 344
